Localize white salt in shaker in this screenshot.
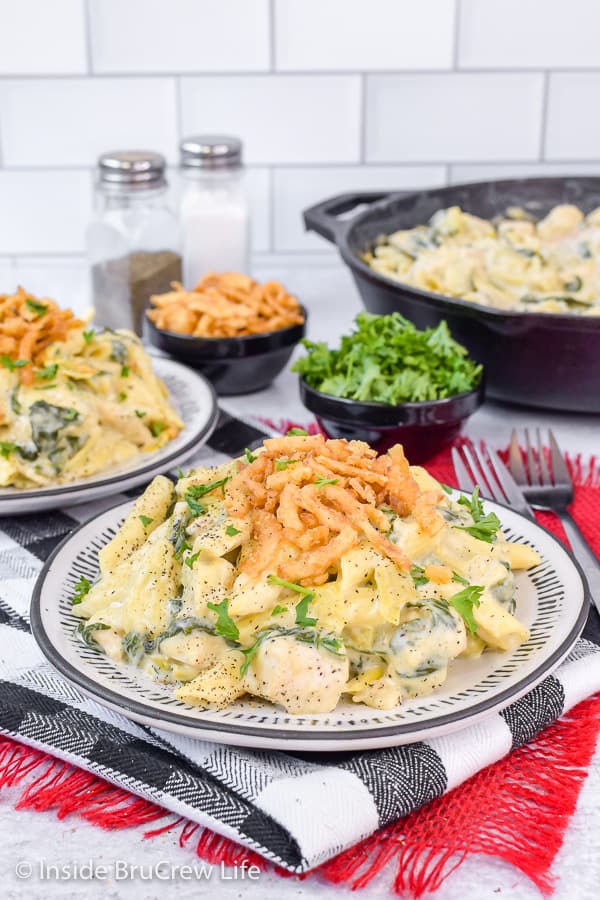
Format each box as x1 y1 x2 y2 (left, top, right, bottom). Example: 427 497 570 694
179 135 250 287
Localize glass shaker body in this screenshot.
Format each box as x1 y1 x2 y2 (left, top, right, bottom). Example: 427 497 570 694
86 152 182 336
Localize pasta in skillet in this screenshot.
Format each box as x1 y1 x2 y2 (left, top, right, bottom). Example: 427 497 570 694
0 288 182 488
73 434 540 715
364 204 600 315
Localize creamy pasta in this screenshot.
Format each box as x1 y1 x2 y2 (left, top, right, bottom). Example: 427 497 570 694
73 435 540 715
363 204 600 315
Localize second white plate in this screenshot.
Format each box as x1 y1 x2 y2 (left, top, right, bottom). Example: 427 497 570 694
0 358 218 514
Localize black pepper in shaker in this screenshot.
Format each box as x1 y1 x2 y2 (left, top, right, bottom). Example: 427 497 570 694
86 151 182 336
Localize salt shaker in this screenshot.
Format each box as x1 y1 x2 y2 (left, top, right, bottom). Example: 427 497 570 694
179 135 250 286
86 151 182 335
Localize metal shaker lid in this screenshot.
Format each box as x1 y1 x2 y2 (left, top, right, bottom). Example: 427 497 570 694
179 135 243 169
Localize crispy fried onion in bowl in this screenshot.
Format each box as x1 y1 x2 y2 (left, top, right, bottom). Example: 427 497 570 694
73 434 540 715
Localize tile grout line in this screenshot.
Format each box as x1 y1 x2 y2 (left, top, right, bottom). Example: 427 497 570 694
269 0 276 71
539 71 550 161
453 0 462 69
2 67 600 79
268 167 275 254
174 76 183 142
82 0 94 75
359 74 367 163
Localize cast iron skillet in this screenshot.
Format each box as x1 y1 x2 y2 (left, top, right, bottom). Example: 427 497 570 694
303 177 600 413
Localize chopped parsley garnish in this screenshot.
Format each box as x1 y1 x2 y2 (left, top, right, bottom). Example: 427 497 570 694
206 598 239 642
184 491 206 517
121 365 130 377
36 363 58 381
174 538 192 559
244 447 257 463
184 551 200 570
314 476 339 488
82 329 94 344
266 575 317 626
452 571 470 586
449 585 484 635
150 421 165 437
0 441 16 459
1 356 28 372
275 458 298 471
138 515 154 527
71 575 92 605
287 427 308 436
118 391 127 402
440 483 453 495
25 298 48 317
292 313 482 403
272 605 288 616
186 477 230 499
455 485 501 543
226 524 241 537
135 410 146 418
410 564 429 587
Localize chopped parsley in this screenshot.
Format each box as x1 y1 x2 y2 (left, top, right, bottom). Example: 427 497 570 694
135 410 146 418
138 515 154 527
0 441 16 459
272 605 288 616
455 485 501 543
36 363 58 381
266 575 317 626
82 329 94 344
244 447 257 463
121 365 130 377
452 571 470 586
292 313 482 403
275 458 298 471
314 476 339 488
440 483 453 495
449 585 484 635
150 421 165 437
206 598 239 642
410 564 429 587
71 575 92 606
184 551 200 570
118 391 127 402
287 427 308 436
226 524 241 537
186 477 230 499
1 356 28 372
25 298 48 317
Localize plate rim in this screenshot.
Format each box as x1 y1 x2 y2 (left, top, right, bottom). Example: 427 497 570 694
30 496 590 748
0 358 219 503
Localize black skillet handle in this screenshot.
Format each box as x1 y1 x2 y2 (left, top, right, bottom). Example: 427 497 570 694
303 191 406 246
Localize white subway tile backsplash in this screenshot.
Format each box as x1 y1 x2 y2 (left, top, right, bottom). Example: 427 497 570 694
0 0 87 75
90 0 270 74
273 165 446 252
0 170 92 254
274 0 454 71
546 74 600 160
459 0 600 69
0 79 178 166
365 73 544 163
451 163 600 184
180 76 361 164
244 168 271 252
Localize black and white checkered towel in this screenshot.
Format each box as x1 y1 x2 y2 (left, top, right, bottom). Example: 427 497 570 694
1 409 600 873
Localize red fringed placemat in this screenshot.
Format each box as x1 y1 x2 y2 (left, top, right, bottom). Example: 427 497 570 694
2 440 599 897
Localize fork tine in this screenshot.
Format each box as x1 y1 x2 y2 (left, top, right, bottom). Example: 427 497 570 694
524 428 541 486
463 445 499 502
451 447 476 493
548 429 572 487
469 445 504 503
536 428 552 485
509 429 528 485
487 450 535 519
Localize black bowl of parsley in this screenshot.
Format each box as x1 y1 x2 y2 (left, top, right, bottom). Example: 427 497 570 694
294 313 484 462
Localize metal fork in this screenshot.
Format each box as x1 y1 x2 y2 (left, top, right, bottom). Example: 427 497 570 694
451 443 535 519
508 428 600 606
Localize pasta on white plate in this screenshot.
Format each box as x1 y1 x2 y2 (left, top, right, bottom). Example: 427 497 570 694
0 288 182 488
364 203 600 315
73 434 540 716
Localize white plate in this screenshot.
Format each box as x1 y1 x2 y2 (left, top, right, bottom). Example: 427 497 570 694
31 495 589 751
0 358 218 514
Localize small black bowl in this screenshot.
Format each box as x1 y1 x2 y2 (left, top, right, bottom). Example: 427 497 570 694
147 307 307 396
299 377 484 461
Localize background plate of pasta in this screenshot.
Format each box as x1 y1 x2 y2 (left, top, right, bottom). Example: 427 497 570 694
31 434 588 751
0 288 218 513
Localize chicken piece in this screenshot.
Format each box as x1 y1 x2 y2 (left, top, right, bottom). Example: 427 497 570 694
243 633 349 714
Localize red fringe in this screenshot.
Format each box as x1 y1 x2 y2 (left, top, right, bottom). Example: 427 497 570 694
1 692 600 896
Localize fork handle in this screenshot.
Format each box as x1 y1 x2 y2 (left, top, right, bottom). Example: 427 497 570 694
557 511 600 613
